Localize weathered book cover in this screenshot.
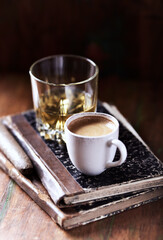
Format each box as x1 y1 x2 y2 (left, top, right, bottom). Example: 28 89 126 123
0 151 162 230
2 102 163 207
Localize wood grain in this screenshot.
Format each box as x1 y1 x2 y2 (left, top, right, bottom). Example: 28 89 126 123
0 74 162 240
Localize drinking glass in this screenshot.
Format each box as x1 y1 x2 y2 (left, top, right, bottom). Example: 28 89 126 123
29 55 99 142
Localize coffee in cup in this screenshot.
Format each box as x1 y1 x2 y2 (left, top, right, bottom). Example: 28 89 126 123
68 115 116 137
65 112 127 176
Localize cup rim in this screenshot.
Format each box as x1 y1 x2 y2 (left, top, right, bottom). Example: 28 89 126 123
65 112 119 139
29 54 99 87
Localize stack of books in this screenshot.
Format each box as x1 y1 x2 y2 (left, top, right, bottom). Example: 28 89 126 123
0 102 162 230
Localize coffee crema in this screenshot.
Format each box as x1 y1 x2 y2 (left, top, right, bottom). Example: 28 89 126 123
68 116 115 137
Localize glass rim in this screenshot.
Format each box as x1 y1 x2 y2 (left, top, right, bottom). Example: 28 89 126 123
29 54 99 87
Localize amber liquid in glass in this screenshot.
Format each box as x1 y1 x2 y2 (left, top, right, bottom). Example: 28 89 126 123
36 89 96 140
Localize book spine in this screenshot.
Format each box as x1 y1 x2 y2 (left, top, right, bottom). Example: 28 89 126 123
3 114 83 205
0 120 33 174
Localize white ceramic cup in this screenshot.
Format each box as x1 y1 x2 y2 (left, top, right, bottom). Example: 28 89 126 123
65 112 127 176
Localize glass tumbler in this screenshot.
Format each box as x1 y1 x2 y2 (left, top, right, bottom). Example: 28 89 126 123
29 55 99 142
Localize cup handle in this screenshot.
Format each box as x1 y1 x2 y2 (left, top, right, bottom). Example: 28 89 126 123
106 139 127 168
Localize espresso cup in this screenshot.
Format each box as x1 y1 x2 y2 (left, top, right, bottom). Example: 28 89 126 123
65 112 127 176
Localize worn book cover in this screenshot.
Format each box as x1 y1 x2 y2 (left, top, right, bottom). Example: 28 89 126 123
0 150 163 230
2 102 163 207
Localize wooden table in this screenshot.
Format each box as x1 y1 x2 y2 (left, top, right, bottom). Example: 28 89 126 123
0 74 162 240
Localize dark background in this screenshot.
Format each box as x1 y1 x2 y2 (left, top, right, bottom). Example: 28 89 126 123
0 0 162 81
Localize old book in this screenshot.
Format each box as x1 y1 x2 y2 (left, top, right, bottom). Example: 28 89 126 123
2 102 163 207
0 152 162 230
0 121 33 174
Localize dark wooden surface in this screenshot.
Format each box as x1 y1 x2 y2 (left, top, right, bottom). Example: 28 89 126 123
0 74 162 240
